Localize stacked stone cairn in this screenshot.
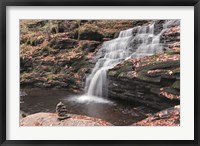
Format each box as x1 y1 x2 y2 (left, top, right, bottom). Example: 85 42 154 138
56 102 70 121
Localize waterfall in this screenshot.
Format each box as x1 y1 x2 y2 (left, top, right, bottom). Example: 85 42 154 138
85 28 134 97
79 20 179 102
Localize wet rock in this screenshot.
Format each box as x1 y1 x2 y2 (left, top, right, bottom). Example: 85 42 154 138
79 40 101 52
48 80 68 88
160 26 180 45
107 52 180 110
107 77 179 110
154 20 165 35
113 32 120 38
34 83 52 88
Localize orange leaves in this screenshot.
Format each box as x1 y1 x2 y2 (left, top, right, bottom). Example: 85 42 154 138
147 69 173 75
41 56 55 62
86 53 93 59
155 53 180 62
133 106 180 126
164 26 180 35
137 51 180 67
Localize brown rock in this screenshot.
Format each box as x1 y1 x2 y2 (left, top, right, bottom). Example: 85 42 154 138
20 112 113 126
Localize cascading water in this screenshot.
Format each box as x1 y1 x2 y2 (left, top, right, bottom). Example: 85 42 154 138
77 20 180 103
85 28 134 97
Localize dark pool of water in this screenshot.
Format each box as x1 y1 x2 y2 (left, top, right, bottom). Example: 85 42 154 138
20 89 157 126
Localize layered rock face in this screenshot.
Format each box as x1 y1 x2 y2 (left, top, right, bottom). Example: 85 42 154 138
107 20 180 111
107 53 180 110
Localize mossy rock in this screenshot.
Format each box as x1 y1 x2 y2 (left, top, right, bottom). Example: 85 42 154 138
34 82 52 88
79 41 101 52
75 23 103 41
163 87 179 95
118 71 134 79
137 70 161 83
137 60 180 72
102 31 115 38
108 71 118 77
165 50 180 55
108 61 132 77
132 20 149 26
49 38 77 50
150 87 160 95
172 80 180 90
70 56 92 72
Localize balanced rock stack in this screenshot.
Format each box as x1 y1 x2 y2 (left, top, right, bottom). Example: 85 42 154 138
56 102 70 121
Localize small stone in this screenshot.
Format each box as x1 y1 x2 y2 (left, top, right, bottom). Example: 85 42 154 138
56 102 70 121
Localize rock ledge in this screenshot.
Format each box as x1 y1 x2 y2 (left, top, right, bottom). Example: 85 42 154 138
20 112 113 126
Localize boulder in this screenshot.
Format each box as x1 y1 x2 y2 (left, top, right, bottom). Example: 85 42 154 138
76 23 104 41
107 52 180 110
20 112 113 126
79 40 101 52
49 38 77 50
107 77 179 110
27 20 48 29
